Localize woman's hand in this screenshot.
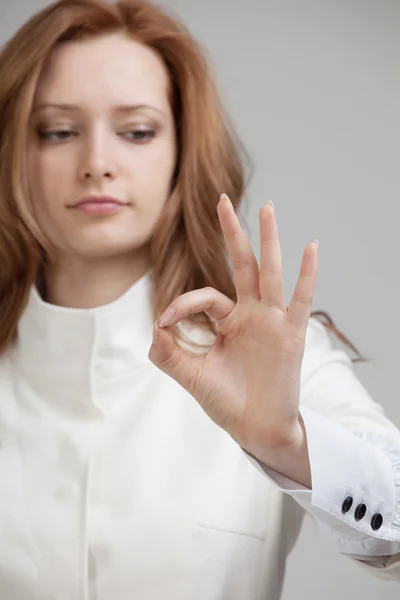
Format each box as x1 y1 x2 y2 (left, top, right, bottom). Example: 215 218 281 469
148 194 318 465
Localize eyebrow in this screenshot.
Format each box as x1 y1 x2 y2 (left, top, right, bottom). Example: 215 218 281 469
32 103 165 116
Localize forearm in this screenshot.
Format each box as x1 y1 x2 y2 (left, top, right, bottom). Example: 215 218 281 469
245 415 312 489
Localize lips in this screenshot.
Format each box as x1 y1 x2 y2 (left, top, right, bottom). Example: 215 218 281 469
70 195 128 215
73 195 126 208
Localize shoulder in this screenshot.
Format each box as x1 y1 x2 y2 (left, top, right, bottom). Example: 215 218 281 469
304 316 356 363
301 316 355 387
304 316 332 353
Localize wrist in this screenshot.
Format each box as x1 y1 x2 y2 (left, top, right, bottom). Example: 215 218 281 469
244 417 312 489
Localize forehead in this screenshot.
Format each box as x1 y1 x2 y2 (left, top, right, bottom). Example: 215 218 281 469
34 33 171 108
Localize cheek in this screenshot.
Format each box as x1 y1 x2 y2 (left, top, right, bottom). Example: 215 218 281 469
126 138 176 207
148 137 177 194
28 149 74 207
146 156 176 215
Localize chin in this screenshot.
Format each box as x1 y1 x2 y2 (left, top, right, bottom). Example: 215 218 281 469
54 216 155 260
72 244 137 261
66 231 148 261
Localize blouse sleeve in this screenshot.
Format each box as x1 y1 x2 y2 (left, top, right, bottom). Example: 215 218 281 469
241 317 400 581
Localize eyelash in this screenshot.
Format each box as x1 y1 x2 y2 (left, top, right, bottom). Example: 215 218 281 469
37 129 156 143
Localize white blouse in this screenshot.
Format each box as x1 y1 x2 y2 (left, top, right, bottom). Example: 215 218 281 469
0 269 399 600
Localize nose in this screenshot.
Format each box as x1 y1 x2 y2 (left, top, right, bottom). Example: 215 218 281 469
79 129 116 182
82 167 113 181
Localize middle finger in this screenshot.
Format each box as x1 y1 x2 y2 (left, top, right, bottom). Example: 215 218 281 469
259 202 285 310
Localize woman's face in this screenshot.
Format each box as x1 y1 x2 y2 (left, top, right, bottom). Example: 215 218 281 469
28 33 177 263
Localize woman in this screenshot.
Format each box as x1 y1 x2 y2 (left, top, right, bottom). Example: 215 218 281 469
0 0 399 598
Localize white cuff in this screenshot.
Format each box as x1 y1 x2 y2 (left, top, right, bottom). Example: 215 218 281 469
242 405 400 557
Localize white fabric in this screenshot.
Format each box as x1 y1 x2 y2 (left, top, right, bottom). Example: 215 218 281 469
0 269 399 600
243 406 400 555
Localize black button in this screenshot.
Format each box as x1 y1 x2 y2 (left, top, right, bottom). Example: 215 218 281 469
341 496 353 513
371 513 383 530
354 503 367 520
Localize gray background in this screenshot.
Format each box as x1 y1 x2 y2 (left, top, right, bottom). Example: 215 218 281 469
2 0 400 597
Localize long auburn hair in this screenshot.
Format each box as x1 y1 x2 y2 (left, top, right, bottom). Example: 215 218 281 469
0 0 366 362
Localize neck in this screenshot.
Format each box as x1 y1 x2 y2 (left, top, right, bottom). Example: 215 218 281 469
42 251 152 309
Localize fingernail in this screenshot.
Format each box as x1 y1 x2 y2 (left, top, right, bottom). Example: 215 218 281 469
267 200 274 211
312 238 319 246
220 193 230 203
158 307 175 328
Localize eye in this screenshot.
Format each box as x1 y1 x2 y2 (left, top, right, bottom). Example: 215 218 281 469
38 130 76 141
122 129 156 142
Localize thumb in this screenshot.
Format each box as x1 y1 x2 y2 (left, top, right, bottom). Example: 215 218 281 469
148 321 202 394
